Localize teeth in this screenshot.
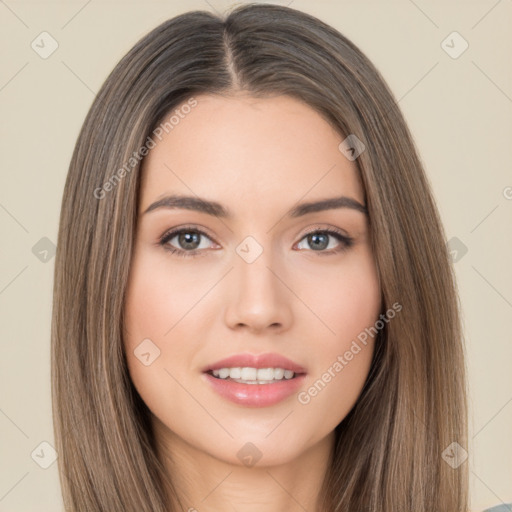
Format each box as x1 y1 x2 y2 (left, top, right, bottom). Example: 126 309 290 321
211 367 296 382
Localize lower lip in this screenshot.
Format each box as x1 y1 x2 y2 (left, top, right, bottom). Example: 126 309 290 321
202 372 306 407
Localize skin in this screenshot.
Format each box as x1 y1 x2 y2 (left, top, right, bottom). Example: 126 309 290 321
123 92 382 512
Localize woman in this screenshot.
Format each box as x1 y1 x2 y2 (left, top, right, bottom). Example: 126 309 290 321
51 3 477 511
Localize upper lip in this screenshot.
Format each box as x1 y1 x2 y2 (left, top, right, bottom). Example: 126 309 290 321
202 352 307 374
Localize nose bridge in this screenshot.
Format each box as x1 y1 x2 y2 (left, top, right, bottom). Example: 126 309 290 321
224 233 292 331
235 234 280 301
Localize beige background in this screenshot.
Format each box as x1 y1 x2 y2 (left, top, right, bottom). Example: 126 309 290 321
1 1 511 510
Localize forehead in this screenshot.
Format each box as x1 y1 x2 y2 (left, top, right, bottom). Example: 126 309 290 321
139 93 365 213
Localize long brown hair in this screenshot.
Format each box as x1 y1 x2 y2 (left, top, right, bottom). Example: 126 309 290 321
51 3 468 510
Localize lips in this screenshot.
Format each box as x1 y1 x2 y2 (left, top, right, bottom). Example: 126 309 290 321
201 352 307 375
202 371 306 407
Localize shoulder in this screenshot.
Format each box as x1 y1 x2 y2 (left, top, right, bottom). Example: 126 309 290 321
482 505 512 512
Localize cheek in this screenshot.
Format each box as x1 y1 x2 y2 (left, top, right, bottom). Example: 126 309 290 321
123 250 213 349
294 249 381 417
122 252 197 401
122 253 217 444
297 247 381 352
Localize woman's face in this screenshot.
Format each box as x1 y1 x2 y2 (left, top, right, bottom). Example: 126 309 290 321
123 93 381 467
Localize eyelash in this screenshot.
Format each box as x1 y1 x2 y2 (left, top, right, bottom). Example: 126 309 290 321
158 225 354 258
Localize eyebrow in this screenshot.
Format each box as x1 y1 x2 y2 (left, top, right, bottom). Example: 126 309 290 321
142 194 368 218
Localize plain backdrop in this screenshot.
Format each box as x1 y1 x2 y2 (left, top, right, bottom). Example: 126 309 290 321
0 1 511 510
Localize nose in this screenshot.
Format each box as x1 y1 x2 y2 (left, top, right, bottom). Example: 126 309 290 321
223 246 293 334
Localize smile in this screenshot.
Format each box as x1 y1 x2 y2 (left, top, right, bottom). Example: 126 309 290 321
210 366 297 383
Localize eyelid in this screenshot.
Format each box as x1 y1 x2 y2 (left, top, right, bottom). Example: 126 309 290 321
298 223 351 239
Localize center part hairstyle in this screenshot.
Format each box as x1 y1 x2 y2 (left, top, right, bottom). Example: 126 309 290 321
51 3 469 511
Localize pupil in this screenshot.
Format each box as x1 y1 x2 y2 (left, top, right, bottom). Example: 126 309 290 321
309 233 328 250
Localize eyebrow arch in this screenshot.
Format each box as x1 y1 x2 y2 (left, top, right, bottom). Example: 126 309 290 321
142 194 368 218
